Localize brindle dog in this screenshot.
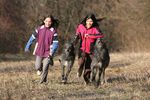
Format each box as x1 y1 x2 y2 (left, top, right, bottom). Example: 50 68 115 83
90 39 110 87
59 43 75 83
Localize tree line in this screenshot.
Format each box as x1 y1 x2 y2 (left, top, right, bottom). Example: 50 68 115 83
0 0 150 53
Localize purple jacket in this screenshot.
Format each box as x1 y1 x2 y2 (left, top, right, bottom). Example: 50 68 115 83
35 25 56 57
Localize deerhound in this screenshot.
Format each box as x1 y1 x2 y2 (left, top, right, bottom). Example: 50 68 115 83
90 38 110 87
59 43 75 83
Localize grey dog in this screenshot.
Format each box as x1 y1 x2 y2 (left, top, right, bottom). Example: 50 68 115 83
59 43 75 83
90 39 110 87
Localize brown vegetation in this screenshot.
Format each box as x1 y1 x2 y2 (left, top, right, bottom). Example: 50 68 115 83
0 0 150 53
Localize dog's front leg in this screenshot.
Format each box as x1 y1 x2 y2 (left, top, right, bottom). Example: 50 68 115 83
61 64 65 82
65 61 73 82
95 63 102 87
100 67 106 85
90 65 96 83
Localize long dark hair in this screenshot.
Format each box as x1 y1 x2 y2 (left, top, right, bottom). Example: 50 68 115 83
80 13 99 28
41 15 59 29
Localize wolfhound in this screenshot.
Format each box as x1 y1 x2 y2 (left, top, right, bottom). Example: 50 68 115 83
59 43 75 83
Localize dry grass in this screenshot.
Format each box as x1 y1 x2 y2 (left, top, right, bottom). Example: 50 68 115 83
0 53 150 100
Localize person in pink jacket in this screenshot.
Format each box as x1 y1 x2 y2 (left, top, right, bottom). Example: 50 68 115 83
73 13 104 85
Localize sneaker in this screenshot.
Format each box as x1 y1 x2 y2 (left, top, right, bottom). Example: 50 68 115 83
84 80 90 86
77 72 81 78
77 67 83 78
37 70 42 76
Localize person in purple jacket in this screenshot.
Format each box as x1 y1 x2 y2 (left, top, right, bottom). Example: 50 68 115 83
25 15 59 84
72 13 104 85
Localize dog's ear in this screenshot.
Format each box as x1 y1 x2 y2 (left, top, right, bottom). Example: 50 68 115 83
59 59 61 63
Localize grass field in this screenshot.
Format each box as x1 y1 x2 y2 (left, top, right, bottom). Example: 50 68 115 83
0 53 150 100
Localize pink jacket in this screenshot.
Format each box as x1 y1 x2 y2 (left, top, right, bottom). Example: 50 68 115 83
76 24 103 54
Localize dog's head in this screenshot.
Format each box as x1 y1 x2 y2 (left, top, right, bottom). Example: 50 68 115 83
64 43 75 57
95 38 103 48
59 43 75 63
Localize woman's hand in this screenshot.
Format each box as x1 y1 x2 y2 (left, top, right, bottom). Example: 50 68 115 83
25 48 30 53
85 34 89 38
48 54 53 66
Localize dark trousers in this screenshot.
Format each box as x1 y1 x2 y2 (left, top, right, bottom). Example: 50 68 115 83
78 51 92 84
